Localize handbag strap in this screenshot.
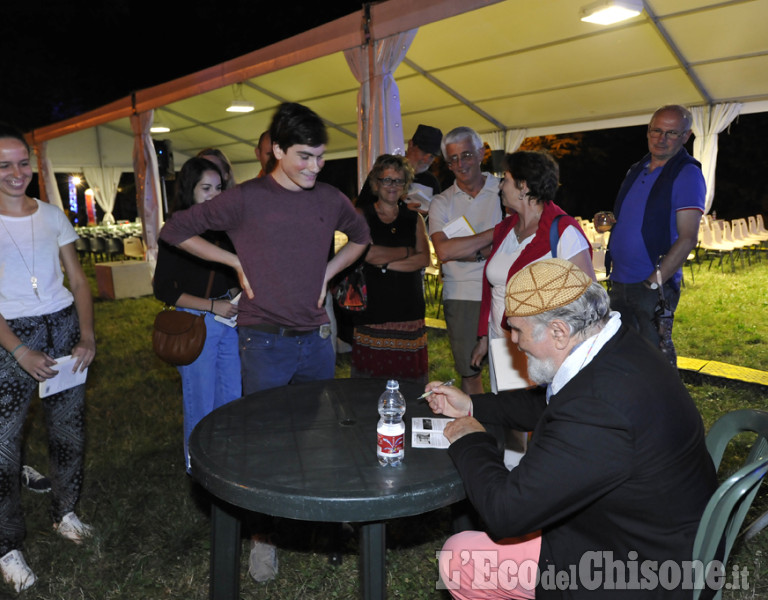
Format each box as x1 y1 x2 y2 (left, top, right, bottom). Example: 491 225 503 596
550 214 563 258
204 269 215 299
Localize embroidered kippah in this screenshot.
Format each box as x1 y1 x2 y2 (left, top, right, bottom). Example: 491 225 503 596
505 258 592 317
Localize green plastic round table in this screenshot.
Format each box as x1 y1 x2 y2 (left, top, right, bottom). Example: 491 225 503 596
189 378 465 600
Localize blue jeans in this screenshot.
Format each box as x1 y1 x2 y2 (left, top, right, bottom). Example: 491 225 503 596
238 326 335 395
177 310 242 471
608 281 680 356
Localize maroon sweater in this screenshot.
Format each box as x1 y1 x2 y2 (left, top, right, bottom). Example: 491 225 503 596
160 174 370 328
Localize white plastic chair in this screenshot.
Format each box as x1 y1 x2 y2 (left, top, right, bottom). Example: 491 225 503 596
123 236 145 260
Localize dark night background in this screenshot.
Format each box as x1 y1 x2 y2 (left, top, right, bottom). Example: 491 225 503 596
1 1 766 222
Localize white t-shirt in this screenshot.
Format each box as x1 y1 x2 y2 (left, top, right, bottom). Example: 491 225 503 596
428 173 503 301
0 199 79 319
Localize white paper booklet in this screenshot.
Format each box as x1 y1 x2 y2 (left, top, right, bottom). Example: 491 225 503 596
405 182 434 212
39 355 88 398
490 336 533 392
411 417 454 449
442 215 476 239
214 292 241 328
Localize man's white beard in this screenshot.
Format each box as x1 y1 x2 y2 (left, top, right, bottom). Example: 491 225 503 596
527 354 558 385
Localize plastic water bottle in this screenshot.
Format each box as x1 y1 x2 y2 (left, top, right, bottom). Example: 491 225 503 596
377 379 406 466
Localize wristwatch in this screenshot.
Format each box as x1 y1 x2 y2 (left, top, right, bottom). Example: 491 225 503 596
647 280 659 290
475 250 486 262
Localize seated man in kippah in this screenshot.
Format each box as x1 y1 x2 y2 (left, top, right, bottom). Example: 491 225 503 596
424 258 718 599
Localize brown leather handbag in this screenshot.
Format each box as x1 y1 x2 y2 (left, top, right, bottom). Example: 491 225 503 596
152 271 213 366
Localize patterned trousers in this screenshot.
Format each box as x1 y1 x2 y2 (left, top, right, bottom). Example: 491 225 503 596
0 304 86 555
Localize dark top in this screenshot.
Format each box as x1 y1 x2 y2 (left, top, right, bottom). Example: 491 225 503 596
153 230 239 305
356 170 442 209
449 324 718 599
355 203 425 325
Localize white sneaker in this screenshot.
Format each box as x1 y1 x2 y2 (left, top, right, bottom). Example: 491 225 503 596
248 539 278 582
0 550 37 593
53 512 93 544
21 465 51 493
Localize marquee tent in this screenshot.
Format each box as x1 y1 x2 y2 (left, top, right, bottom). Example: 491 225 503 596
26 0 768 263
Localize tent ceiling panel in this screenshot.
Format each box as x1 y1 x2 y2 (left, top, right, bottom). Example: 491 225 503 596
662 2 768 61
32 0 768 173
251 53 359 102
434 30 677 106
44 126 136 171
697 55 768 101
478 71 703 130
395 75 469 113
165 87 278 122
301 90 358 131
401 104 502 138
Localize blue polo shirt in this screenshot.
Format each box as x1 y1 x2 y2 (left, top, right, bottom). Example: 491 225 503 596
609 161 705 286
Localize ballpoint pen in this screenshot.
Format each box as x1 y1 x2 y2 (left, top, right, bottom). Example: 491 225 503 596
418 378 455 401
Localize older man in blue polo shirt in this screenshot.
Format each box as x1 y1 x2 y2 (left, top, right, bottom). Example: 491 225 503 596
607 104 705 365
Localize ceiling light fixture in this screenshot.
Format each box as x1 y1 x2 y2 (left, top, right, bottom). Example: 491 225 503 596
580 0 643 25
226 99 255 113
226 83 255 113
150 124 170 133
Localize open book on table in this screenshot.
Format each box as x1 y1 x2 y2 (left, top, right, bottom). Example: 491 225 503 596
411 417 454 449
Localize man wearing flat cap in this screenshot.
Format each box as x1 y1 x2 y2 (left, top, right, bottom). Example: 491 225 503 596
355 124 443 213
425 259 717 599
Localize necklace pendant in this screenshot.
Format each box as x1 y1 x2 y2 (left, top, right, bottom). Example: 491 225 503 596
31 276 40 299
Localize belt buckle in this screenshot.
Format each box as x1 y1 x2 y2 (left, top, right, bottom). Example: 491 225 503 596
319 324 331 339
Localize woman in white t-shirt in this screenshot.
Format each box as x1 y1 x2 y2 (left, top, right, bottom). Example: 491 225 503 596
471 151 595 394
0 124 95 592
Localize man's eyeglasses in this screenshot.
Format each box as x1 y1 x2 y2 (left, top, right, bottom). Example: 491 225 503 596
446 151 476 165
378 177 406 187
648 128 685 140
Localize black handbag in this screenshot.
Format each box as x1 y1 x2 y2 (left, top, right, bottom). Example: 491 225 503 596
333 263 368 311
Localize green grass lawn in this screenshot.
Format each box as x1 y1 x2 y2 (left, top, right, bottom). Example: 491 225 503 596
12 259 768 599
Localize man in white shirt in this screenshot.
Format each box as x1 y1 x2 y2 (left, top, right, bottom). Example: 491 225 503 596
429 127 503 394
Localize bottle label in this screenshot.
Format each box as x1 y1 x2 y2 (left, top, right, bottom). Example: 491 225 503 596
377 432 404 455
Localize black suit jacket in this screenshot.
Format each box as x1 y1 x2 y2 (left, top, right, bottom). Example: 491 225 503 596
449 324 718 598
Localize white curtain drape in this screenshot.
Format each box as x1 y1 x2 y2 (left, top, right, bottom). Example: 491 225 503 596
481 130 505 151
504 128 528 154
130 109 163 270
83 167 122 225
344 29 417 192
479 129 528 153
690 103 742 214
33 141 64 210
481 129 530 174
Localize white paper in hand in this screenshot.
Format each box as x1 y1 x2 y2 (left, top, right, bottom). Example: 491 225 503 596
39 355 88 398
214 292 241 328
